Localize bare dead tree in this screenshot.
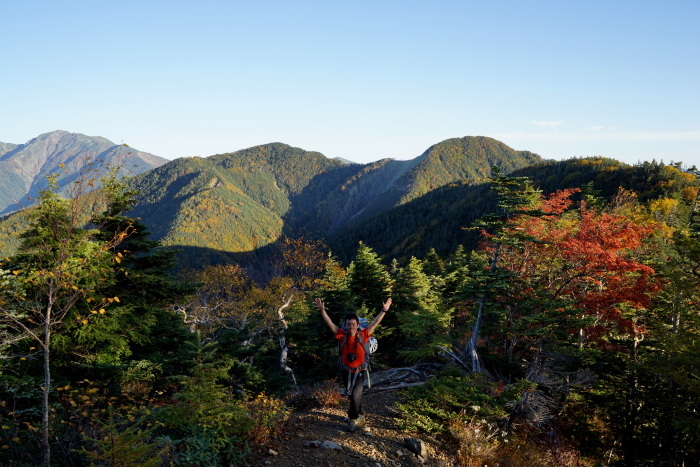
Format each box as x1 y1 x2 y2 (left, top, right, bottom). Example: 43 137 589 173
276 291 297 388
438 345 470 371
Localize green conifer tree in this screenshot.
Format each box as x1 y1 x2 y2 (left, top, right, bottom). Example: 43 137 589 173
422 247 445 278
53 172 194 385
78 405 165 467
392 257 452 363
347 241 392 313
461 167 543 372
0 173 129 464
160 333 252 465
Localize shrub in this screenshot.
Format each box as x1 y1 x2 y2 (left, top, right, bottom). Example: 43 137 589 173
161 426 250 467
286 380 342 410
119 360 162 399
449 416 500 467
77 405 166 467
311 380 343 407
242 393 290 446
494 430 591 467
394 366 508 434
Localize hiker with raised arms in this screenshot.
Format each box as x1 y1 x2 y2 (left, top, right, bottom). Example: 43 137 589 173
315 296 392 432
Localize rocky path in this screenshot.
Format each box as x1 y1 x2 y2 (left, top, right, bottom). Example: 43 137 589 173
248 390 457 467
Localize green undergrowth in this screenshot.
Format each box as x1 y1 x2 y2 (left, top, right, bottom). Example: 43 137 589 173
395 365 518 434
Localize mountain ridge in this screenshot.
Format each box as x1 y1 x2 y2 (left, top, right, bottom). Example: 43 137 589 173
116 136 543 271
0 133 547 272
2 132 696 276
0 130 169 215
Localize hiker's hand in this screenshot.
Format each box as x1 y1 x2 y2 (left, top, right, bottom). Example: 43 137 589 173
315 297 325 311
382 297 392 312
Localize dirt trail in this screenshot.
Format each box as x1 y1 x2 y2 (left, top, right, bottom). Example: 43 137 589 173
248 389 457 467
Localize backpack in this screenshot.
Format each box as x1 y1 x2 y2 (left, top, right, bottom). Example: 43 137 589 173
339 317 377 390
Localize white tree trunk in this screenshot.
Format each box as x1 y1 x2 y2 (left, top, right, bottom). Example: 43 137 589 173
277 294 297 388
42 319 51 465
464 243 501 372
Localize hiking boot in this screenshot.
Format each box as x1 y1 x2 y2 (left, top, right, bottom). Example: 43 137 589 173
347 419 357 432
356 415 366 426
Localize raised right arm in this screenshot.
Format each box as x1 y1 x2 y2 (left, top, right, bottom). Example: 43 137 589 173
315 297 338 334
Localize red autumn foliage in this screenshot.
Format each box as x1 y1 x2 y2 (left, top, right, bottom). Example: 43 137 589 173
498 189 660 350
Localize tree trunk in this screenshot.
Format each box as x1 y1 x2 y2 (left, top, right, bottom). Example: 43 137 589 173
276 294 297 388
622 369 639 467
42 327 51 465
278 334 297 387
672 290 681 333
467 295 487 372
465 243 501 372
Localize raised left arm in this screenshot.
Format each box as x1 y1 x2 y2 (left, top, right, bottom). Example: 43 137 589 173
367 297 391 335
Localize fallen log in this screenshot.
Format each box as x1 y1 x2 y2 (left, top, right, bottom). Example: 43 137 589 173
365 365 436 392
366 381 426 392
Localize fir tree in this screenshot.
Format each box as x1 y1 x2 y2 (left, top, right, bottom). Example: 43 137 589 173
347 241 392 313
54 172 194 383
392 257 452 363
461 167 543 372
78 405 165 467
0 173 130 464
159 333 252 465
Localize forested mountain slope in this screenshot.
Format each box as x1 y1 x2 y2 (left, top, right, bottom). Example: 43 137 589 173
120 137 541 269
398 136 541 201
298 136 541 234
2 136 696 275
327 156 699 263
122 144 346 268
0 130 168 215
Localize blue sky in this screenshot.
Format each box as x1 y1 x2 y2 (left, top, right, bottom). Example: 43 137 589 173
2 1 698 167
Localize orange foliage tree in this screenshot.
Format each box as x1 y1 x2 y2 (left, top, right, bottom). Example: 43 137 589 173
497 188 661 354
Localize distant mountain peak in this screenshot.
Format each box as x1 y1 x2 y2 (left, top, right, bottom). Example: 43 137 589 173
29 130 114 148
0 131 169 216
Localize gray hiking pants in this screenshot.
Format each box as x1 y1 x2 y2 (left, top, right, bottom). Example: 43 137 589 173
347 371 365 420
